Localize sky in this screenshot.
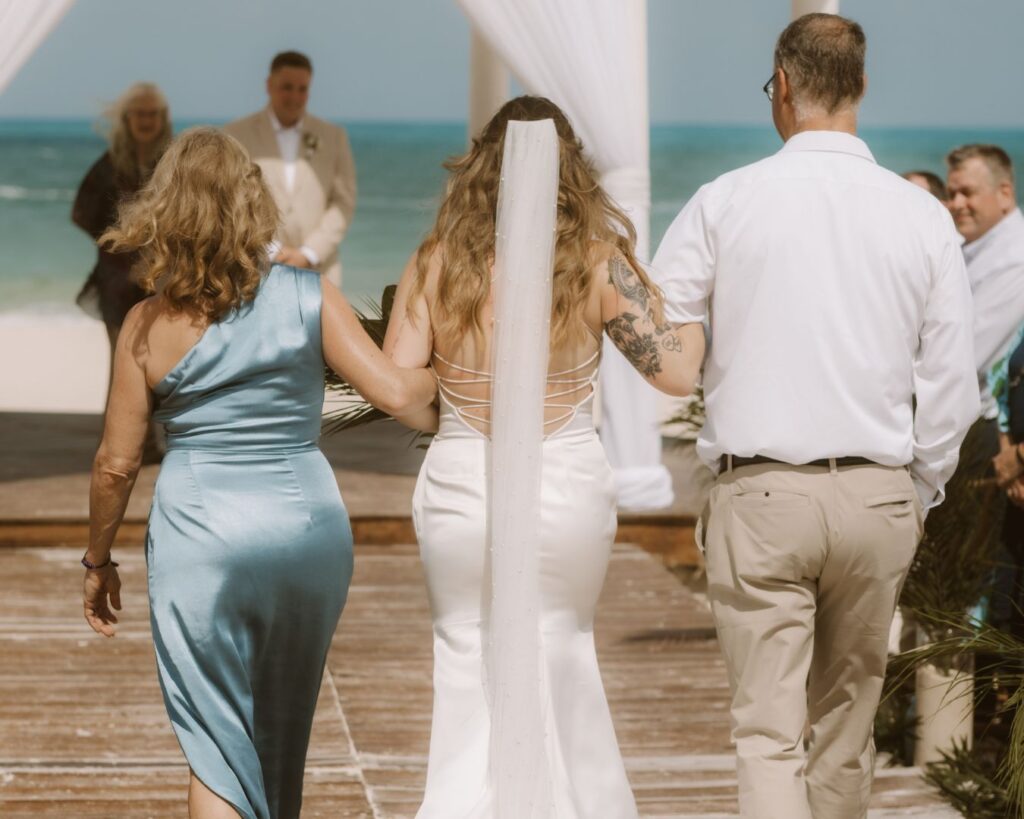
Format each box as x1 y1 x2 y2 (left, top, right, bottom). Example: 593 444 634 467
1 0 1023 128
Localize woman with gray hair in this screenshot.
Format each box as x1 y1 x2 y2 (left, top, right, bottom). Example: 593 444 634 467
72 83 172 389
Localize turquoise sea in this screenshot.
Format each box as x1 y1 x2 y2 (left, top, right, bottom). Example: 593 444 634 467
1 120 1023 311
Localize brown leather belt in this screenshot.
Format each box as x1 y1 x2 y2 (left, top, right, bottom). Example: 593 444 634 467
719 455 878 471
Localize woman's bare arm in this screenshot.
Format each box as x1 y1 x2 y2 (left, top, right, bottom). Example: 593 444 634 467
84 303 154 636
382 253 440 433
600 252 704 396
322 280 436 418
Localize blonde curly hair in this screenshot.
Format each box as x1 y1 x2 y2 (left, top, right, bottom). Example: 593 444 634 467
411 95 662 349
101 127 279 321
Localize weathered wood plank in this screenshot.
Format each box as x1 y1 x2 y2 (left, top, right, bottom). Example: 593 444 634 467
0 544 951 817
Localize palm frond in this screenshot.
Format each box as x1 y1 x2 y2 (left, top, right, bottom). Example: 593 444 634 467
1004 682 1024 815
885 610 1024 817
924 739 1013 819
322 284 424 437
900 418 1006 645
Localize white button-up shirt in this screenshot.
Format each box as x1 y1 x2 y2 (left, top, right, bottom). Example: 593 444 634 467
962 207 1024 420
652 130 979 509
267 111 319 267
269 110 302 193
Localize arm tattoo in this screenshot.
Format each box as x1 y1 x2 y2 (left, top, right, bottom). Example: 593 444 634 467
608 255 650 313
607 254 681 368
610 254 673 335
605 312 663 378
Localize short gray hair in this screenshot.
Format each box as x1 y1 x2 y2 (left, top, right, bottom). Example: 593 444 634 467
774 14 866 116
946 144 1015 187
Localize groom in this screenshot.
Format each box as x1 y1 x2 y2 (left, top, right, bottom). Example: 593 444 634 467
653 14 978 818
225 50 357 286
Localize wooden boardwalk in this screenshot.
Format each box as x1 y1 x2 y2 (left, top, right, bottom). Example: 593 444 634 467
0 541 953 818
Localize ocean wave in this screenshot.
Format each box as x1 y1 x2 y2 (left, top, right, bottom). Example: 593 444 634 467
0 184 75 202
358 195 439 211
651 200 689 215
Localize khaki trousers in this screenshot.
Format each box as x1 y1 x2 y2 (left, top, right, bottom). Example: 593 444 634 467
702 462 923 819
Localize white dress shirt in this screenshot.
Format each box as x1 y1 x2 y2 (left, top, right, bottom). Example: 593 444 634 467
267 111 319 267
962 207 1024 419
652 130 979 509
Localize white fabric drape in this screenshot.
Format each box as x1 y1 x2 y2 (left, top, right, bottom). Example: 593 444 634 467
0 0 76 96
460 0 673 511
487 119 559 817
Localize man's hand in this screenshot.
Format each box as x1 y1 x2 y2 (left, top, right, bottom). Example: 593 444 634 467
275 246 312 268
993 439 1024 488
1008 477 1024 509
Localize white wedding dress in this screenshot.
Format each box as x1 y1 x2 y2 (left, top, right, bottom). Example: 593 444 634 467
411 118 638 819
412 347 639 819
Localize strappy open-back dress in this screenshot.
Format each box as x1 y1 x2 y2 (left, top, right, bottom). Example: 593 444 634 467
412 336 640 818
148 264 353 819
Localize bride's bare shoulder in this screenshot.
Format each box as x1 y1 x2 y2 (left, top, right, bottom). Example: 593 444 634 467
585 239 626 282
419 244 445 283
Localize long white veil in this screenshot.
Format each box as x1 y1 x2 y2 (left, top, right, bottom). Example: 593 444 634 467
486 118 560 818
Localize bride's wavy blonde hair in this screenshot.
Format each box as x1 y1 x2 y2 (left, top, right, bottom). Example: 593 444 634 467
411 95 661 349
101 127 278 321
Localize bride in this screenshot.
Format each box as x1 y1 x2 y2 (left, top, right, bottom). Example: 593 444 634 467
383 96 704 818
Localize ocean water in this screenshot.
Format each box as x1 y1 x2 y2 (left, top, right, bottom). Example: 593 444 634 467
1 119 1023 312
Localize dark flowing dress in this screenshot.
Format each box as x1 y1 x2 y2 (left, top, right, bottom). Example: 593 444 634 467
148 265 354 818
71 152 147 327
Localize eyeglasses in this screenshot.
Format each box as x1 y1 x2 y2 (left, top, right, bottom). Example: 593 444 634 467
762 74 775 102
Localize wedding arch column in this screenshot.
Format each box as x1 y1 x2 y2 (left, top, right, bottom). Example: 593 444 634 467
792 0 839 16
468 27 509 141
0 0 76 95
458 0 673 511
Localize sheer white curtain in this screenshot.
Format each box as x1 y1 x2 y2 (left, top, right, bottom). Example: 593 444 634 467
459 0 674 511
0 0 76 95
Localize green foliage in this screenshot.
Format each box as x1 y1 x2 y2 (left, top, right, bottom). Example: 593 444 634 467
886 614 1024 818
900 419 1006 645
322 284 411 436
925 739 1013 819
874 670 918 766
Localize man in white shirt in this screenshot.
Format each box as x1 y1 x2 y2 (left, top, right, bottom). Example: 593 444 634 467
947 145 1024 423
225 51 357 286
948 147 1024 628
652 15 978 818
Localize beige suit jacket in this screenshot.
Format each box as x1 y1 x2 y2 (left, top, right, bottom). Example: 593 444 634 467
224 109 357 285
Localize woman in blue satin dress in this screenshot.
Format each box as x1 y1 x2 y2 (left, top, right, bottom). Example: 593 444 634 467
80 128 437 819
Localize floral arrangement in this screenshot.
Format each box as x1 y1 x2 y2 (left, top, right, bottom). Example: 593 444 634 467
302 132 319 160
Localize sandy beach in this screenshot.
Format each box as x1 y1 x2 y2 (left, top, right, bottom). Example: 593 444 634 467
0 310 110 413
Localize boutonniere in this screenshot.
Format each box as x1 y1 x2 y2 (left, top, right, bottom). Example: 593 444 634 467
302 131 319 159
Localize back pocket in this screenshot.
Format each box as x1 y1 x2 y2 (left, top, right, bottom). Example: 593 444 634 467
865 493 915 514
731 490 809 510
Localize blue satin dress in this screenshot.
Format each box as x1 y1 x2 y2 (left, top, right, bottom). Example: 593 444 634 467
148 265 353 819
